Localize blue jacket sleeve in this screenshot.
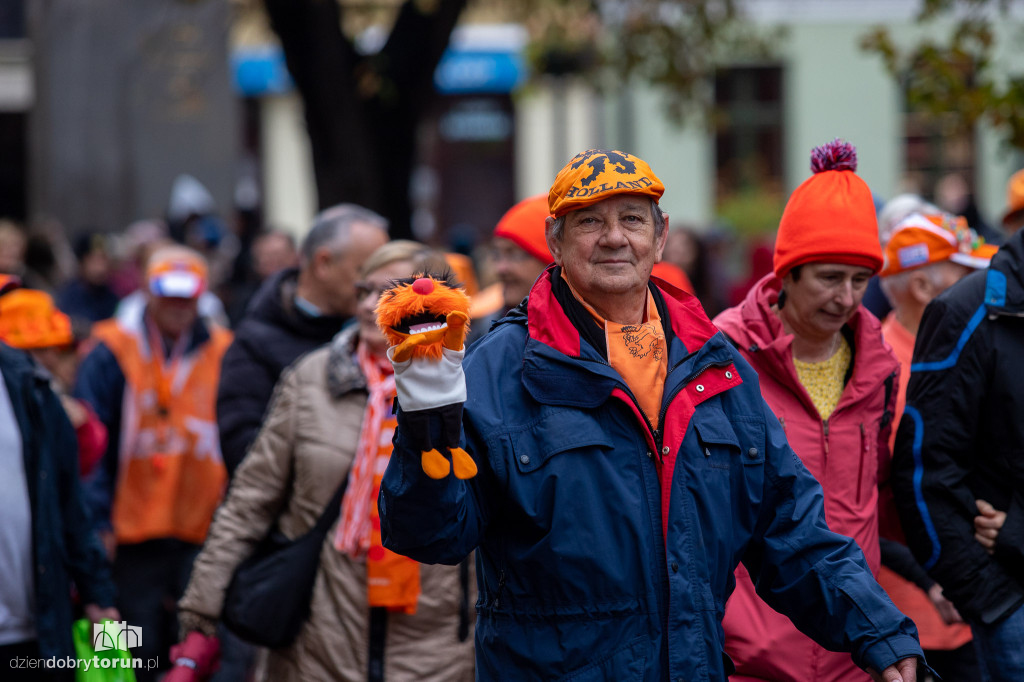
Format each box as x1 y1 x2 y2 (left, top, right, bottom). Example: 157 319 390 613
72 342 125 532
45 379 116 607
378 402 497 565
742 398 922 674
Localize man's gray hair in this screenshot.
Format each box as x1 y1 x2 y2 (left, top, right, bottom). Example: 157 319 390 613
549 199 666 242
878 261 953 306
300 203 389 266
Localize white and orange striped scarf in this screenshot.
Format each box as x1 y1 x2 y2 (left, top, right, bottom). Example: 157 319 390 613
334 342 420 613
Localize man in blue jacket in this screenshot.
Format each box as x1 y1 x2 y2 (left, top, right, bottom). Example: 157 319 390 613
0 277 118 679
378 150 923 681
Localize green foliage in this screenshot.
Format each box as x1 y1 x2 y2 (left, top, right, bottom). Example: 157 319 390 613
714 187 786 237
514 0 778 123
860 0 1024 150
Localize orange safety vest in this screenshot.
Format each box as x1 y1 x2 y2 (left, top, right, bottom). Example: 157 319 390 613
91 315 232 545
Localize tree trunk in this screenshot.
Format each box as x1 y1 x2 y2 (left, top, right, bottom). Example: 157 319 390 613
263 0 467 239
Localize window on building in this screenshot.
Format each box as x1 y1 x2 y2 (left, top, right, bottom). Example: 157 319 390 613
902 106 976 209
713 65 785 236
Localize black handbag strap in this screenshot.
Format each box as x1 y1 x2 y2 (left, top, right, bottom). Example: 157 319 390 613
313 475 349 535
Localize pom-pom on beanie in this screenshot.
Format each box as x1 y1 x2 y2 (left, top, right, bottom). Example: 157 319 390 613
773 139 883 278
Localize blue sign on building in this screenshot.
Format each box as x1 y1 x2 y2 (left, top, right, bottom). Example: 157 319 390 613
232 42 525 97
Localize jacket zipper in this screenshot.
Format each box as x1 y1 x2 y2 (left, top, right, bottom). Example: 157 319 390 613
822 419 830 461
651 360 735 457
857 423 866 502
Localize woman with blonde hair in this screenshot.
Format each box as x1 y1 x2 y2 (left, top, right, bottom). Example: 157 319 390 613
175 240 474 681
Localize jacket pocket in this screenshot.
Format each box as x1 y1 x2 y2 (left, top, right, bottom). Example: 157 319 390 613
693 409 742 470
557 636 647 681
511 410 614 474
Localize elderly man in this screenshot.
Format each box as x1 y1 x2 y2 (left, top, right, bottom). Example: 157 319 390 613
875 212 995 679
75 246 233 681
217 204 388 475
378 149 922 681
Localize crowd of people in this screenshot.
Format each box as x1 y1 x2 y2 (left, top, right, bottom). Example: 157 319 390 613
0 152 1021 682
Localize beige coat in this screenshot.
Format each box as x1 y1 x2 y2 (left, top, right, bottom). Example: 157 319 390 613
179 326 475 682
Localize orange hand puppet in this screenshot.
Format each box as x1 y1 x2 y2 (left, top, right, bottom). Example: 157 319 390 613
376 273 477 480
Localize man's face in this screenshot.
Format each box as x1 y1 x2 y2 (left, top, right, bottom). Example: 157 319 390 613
547 194 666 306
148 295 199 339
253 234 298 280
314 222 388 318
81 249 111 286
779 263 873 341
490 237 548 309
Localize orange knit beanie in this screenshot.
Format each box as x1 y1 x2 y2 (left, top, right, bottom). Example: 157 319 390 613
493 194 553 264
773 139 882 278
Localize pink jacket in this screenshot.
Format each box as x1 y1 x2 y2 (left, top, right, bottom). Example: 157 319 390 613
713 274 899 682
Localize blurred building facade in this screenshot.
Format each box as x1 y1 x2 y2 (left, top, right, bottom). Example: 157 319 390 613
2 0 1023 250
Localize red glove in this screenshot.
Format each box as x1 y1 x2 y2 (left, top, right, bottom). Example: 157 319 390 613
164 631 221 682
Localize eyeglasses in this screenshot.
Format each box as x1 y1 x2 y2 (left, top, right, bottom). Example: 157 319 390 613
355 281 391 302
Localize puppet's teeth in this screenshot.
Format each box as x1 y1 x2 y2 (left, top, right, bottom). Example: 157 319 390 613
409 322 449 334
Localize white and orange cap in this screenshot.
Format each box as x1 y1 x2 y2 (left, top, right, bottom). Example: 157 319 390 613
146 247 208 299
880 212 998 277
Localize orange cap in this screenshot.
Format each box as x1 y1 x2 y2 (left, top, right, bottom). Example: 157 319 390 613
0 288 73 349
774 139 882 278
880 212 997 277
146 247 208 299
548 149 664 218
493 194 553 264
1001 168 1024 227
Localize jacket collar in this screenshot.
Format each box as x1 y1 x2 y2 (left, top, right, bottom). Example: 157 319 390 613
517 266 728 408
326 324 366 398
984 227 1024 314
714 273 898 401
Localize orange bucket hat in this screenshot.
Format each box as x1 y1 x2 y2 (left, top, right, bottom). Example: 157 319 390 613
773 139 882 278
880 212 997 277
493 194 553 264
0 288 74 349
548 149 664 218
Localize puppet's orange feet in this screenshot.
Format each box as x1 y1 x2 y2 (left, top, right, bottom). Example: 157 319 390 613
451 447 477 479
421 448 450 479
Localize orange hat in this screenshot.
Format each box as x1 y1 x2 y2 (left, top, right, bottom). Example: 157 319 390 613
651 262 695 294
147 248 207 299
493 194 553 264
773 139 882 278
1001 169 1024 227
0 288 73 349
880 212 997 277
548 149 664 218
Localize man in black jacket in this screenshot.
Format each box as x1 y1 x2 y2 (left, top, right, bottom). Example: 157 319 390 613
892 222 1024 681
217 204 388 476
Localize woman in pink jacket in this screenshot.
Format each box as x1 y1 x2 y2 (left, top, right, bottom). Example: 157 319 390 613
714 140 903 682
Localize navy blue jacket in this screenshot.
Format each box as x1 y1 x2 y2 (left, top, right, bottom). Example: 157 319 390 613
893 227 1024 625
0 343 116 659
380 269 921 681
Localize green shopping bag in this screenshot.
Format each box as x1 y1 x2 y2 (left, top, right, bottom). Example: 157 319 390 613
71 618 137 682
